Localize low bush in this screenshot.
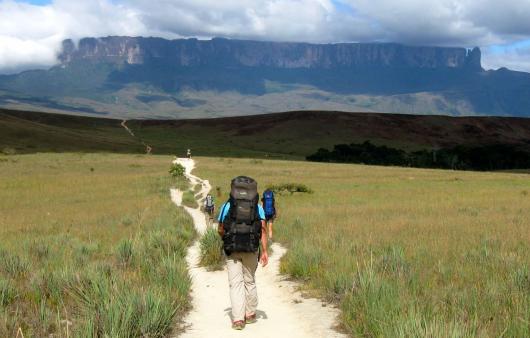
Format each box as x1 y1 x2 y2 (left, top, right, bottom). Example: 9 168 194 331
169 163 185 177
1 147 16 156
267 183 313 194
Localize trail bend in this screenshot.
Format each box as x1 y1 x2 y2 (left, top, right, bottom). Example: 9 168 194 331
171 158 346 338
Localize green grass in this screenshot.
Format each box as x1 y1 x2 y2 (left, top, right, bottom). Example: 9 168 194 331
5 108 530 160
0 109 145 154
182 190 199 208
0 153 195 337
199 228 225 271
195 156 530 337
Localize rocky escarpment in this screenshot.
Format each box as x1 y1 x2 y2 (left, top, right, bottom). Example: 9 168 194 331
6 36 530 117
59 37 482 71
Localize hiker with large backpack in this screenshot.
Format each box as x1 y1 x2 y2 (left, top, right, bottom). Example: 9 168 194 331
217 176 268 330
204 194 215 219
262 189 277 240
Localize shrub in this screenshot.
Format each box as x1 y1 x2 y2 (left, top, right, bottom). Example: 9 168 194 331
169 163 185 177
199 228 225 271
1 147 16 156
267 183 313 194
120 216 133 227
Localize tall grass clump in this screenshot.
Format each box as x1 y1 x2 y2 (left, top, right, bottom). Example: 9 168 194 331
0 250 29 278
116 239 134 267
199 228 225 271
0 280 17 307
28 241 50 261
68 272 178 337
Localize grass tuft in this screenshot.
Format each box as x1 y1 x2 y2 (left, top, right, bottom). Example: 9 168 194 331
182 190 199 208
0 250 29 278
116 239 134 267
199 228 225 271
28 241 50 261
0 279 18 307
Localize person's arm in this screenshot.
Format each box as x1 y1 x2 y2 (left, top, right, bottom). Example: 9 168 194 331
260 222 268 267
218 202 228 236
218 222 225 237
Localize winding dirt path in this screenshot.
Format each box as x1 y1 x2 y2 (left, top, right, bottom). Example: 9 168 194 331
121 119 153 154
171 158 347 338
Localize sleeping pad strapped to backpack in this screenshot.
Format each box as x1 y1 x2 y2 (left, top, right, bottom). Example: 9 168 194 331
222 176 261 254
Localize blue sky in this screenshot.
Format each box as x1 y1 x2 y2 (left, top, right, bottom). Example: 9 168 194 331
20 0 51 4
1 0 530 73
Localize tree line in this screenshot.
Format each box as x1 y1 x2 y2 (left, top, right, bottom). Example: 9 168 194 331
306 141 530 171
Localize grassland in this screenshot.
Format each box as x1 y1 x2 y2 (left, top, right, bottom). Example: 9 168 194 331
195 157 530 337
0 109 145 154
0 153 194 336
3 109 530 161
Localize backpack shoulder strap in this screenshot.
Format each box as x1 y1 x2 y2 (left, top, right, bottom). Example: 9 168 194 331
219 200 230 223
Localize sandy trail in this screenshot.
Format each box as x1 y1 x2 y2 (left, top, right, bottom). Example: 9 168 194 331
121 119 136 137
121 119 153 154
171 158 347 338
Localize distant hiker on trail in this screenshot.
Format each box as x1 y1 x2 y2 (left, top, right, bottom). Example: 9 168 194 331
187 148 192 159
218 176 268 330
262 189 276 240
204 193 215 222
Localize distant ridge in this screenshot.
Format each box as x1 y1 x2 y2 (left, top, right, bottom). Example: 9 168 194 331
2 108 530 157
1 37 529 118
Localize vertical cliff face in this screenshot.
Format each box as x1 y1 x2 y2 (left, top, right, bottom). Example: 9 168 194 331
58 37 482 71
4 36 530 117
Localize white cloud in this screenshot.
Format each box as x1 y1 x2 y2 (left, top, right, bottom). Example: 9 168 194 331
0 0 145 73
0 0 530 73
482 45 530 72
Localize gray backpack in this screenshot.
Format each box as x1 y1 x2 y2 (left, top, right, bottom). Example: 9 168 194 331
222 176 261 254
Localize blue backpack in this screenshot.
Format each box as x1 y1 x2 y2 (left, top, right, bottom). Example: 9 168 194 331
262 189 275 217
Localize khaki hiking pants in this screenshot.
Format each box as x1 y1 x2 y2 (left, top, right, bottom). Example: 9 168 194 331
226 251 259 322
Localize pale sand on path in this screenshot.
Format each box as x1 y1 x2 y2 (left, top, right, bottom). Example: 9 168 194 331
171 158 347 338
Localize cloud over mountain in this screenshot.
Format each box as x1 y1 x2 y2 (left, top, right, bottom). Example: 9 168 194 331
1 0 530 73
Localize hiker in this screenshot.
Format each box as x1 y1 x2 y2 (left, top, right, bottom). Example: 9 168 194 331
186 148 191 159
262 188 276 240
218 176 268 330
204 193 215 220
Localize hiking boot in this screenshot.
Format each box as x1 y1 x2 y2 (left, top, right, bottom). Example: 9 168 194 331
232 320 245 330
245 314 257 324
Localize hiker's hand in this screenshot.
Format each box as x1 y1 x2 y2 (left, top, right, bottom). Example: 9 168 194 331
260 251 268 267
218 224 224 237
